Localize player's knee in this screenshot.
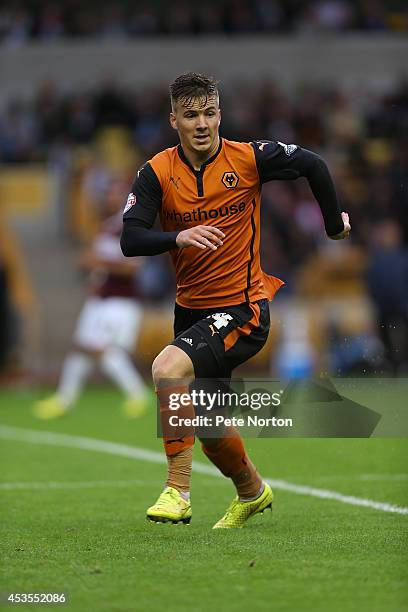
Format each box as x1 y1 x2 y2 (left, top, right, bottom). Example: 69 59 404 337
152 345 194 387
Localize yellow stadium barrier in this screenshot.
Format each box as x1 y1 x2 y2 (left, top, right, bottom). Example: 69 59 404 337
0 166 52 216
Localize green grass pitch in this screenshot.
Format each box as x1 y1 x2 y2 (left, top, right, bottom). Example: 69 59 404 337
0 387 407 612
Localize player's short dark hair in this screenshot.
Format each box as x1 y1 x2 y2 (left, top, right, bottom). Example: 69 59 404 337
170 72 219 109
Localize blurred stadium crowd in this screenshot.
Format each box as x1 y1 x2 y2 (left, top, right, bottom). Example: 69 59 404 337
0 0 407 43
1 75 407 247
1 73 407 376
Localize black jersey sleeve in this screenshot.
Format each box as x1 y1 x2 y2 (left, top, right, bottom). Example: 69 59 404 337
251 140 344 237
121 162 179 256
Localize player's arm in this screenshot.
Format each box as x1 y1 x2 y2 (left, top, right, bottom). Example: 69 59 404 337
121 163 179 256
251 140 350 239
120 163 224 256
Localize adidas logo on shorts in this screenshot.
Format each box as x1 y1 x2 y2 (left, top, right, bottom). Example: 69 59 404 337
180 337 193 346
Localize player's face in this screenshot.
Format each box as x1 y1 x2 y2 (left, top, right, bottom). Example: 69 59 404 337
170 96 221 158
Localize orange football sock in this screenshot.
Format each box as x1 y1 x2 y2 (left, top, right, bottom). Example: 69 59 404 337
230 456 263 500
201 426 262 500
166 446 193 493
156 383 195 492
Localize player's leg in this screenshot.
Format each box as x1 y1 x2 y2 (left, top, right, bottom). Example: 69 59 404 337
97 298 150 417
32 350 95 419
201 429 263 499
201 431 273 529
32 299 99 419
198 381 272 528
146 299 273 527
56 347 95 406
146 344 195 524
195 300 273 528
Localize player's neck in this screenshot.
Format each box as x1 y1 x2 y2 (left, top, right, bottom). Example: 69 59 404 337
181 135 220 171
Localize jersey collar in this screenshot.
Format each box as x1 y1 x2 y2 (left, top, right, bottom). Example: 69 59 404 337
177 137 223 173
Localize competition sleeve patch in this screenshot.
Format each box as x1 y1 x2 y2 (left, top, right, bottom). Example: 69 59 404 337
123 192 136 214
123 162 163 229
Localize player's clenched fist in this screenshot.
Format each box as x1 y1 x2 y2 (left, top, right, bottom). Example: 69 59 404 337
176 225 225 250
330 211 351 240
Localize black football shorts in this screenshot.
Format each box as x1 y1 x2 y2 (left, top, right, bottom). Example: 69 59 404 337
171 299 270 378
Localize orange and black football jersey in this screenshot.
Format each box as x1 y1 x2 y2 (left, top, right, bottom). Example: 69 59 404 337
123 138 343 308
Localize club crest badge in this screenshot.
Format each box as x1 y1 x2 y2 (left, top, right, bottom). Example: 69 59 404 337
221 171 239 189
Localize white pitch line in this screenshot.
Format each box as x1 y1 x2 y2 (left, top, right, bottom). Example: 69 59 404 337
0 479 147 491
267 479 408 515
1 424 407 516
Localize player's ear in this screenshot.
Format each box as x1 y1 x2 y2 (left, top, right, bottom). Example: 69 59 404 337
218 109 221 126
169 112 177 131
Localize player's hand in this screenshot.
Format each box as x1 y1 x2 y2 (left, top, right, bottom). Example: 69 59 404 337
329 212 351 240
176 225 225 250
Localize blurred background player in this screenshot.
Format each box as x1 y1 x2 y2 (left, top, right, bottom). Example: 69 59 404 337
366 218 408 375
0 216 35 376
33 178 151 419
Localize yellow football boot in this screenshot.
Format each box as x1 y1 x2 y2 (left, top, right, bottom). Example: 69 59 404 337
122 389 154 418
122 395 147 419
32 395 68 420
213 482 273 529
146 487 192 524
